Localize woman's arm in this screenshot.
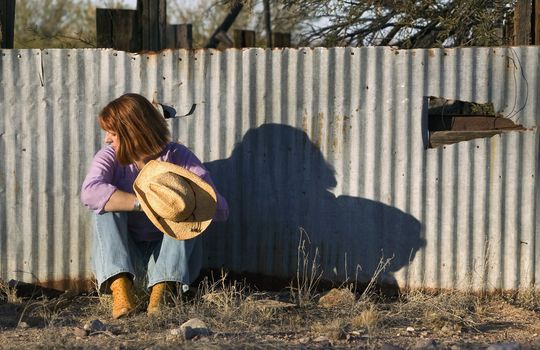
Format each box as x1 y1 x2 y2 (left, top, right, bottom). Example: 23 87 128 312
81 147 140 213
104 190 140 212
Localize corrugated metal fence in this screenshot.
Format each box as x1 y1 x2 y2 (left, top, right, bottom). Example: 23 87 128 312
0 47 538 291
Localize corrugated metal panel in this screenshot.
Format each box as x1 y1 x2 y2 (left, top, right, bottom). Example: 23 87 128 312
0 47 538 291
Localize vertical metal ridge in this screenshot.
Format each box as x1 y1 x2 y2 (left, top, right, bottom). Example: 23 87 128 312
344 48 359 197
6 51 23 282
71 50 85 281
18 50 32 281
0 50 8 279
408 49 427 287
81 49 99 283
471 138 488 290
48 50 61 282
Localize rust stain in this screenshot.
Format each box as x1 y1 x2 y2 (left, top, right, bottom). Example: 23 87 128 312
301 112 308 133
445 116 525 132
9 278 96 297
428 49 435 57
315 112 325 148
332 115 342 153
40 278 95 293
136 48 179 56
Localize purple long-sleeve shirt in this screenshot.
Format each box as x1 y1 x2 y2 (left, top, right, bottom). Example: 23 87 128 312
81 142 229 241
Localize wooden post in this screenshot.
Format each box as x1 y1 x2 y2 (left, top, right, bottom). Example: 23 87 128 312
111 10 140 52
263 0 272 48
137 0 166 51
233 29 255 48
96 8 114 48
533 0 540 44
514 0 532 45
206 2 243 49
166 24 192 49
503 9 514 45
0 0 16 49
96 9 141 52
273 32 291 47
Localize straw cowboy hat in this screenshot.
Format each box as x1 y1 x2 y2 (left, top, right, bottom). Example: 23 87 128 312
133 160 217 240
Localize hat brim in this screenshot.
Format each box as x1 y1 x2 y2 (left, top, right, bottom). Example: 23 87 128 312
133 160 217 240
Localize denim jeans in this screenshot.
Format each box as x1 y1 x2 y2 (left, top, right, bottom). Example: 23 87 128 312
92 212 202 290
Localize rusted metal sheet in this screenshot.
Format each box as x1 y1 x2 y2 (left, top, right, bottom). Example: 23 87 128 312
0 47 538 292
429 116 525 132
430 130 509 148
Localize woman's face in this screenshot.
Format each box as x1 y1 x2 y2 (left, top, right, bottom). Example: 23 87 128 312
104 130 120 152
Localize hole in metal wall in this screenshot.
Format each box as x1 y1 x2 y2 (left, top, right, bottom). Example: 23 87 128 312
424 96 526 148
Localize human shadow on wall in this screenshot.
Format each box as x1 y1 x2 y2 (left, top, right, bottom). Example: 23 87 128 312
203 124 425 289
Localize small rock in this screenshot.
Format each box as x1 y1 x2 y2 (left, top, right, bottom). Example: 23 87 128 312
440 325 451 334
170 328 181 336
318 288 355 308
73 327 88 337
17 322 29 329
414 338 437 350
83 319 106 333
486 343 522 350
313 335 331 346
179 318 209 340
298 337 309 344
346 332 365 342
314 335 329 341
406 326 415 333
381 343 405 350
247 299 296 311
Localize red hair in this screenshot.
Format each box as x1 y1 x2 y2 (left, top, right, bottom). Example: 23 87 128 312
99 93 171 165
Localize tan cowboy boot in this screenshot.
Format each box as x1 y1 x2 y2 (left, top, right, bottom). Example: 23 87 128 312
109 274 136 319
147 282 173 315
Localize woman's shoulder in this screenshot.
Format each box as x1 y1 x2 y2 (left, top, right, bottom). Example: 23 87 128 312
165 141 193 156
94 145 117 161
163 142 199 167
167 141 188 150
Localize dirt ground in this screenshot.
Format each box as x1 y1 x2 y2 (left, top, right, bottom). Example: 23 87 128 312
2 280 540 350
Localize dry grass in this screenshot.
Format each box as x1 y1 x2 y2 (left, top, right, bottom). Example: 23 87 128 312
311 318 350 340
386 288 493 334
0 279 21 304
351 303 380 336
289 228 323 307
3 274 540 349
503 286 540 312
4 234 540 349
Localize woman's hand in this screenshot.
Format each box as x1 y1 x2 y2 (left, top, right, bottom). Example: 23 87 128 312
104 190 141 212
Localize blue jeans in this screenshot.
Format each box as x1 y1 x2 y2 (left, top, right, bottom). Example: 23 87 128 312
92 212 202 290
